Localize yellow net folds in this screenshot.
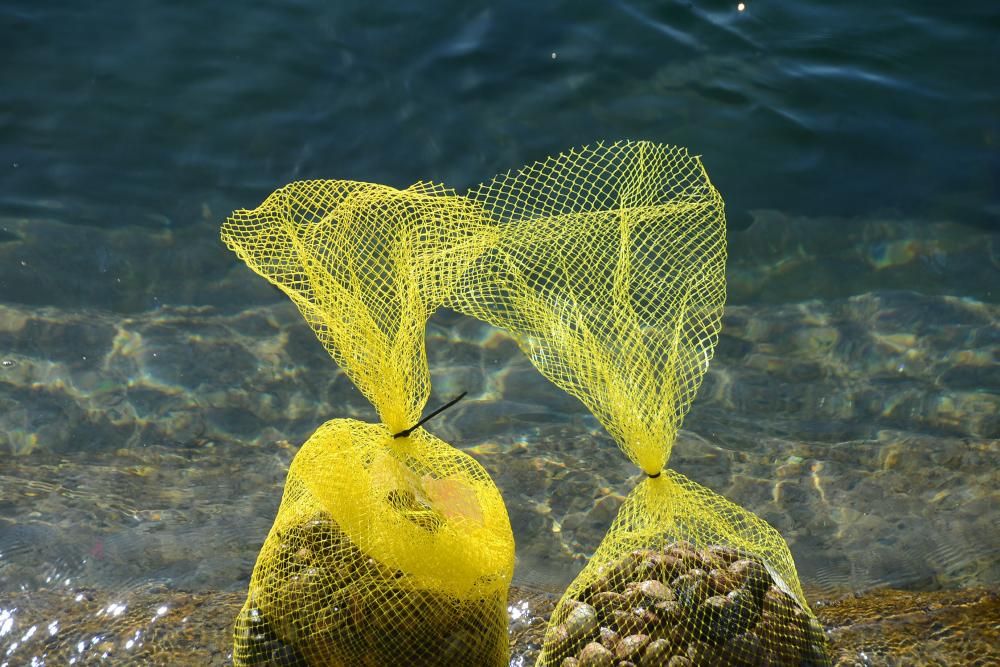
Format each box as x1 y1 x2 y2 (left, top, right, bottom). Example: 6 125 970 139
449 141 830 665
222 181 515 666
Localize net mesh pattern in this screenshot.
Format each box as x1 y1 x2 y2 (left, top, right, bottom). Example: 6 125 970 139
231 422 512 666
222 141 829 666
448 141 830 665
533 472 829 666
222 181 513 666
222 179 493 433
450 142 726 474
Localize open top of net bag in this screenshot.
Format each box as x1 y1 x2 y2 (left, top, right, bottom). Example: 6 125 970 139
222 180 514 666
448 141 829 666
451 141 726 475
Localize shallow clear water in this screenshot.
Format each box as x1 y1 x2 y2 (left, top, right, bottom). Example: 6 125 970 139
0 1 997 664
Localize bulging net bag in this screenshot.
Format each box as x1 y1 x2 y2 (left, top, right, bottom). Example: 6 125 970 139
222 180 515 666
449 141 831 665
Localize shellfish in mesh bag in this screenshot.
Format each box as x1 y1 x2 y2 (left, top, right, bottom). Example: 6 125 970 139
222 180 514 666
232 425 512 666
446 141 832 666
540 483 831 666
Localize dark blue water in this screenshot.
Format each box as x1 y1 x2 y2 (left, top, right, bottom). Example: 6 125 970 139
2 0 997 240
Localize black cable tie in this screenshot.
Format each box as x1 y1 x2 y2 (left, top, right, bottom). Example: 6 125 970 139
647 471 662 479
392 391 468 439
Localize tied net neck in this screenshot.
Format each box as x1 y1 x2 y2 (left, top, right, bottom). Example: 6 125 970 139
222 180 493 433
449 141 727 474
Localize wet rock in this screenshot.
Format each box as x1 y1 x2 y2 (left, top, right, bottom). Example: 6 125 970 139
756 618 803 665
545 623 570 651
623 582 646 608
607 550 646 589
806 616 827 645
643 637 673 664
640 607 663 635
762 586 798 625
638 579 674 602
598 626 620 651
591 591 628 618
728 559 771 602
703 545 744 565
707 568 735 595
720 630 766 665
704 589 759 644
564 601 600 646
648 599 680 639
614 633 649 662
578 641 615 667
803 639 834 667
686 639 723 664
611 608 649 636
655 553 686 582
235 606 308 666
674 571 711 609
695 548 725 572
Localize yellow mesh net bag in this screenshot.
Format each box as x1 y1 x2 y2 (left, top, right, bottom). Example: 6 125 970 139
448 141 831 666
221 180 515 666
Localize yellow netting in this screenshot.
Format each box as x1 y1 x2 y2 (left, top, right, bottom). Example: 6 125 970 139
451 142 727 475
222 141 829 666
447 141 830 665
222 180 514 666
